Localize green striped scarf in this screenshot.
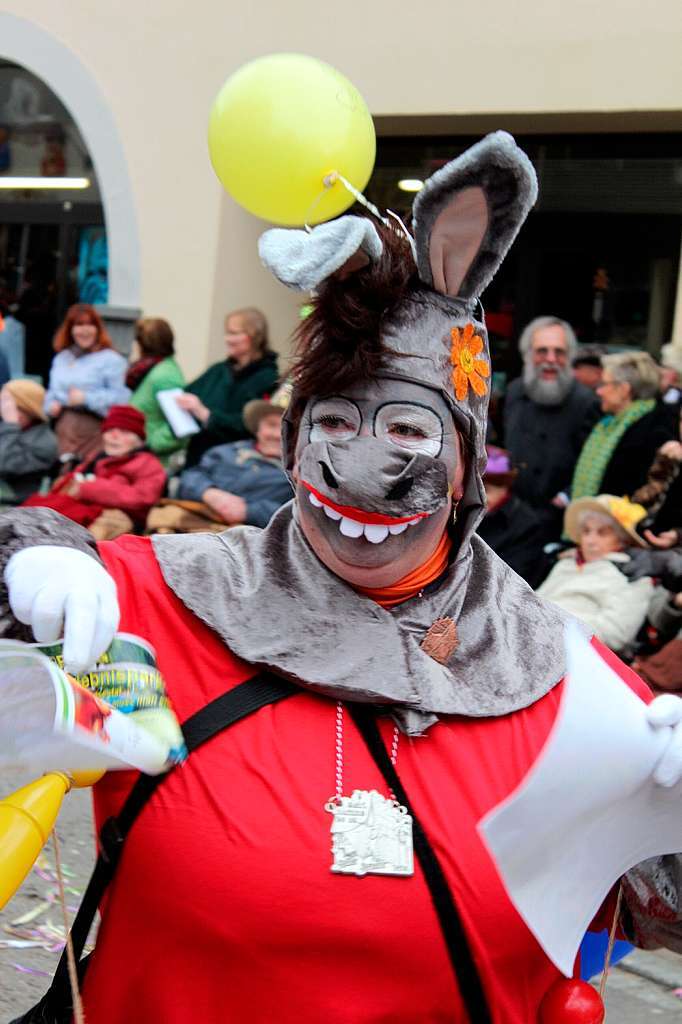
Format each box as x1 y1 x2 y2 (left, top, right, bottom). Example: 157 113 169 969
571 399 655 500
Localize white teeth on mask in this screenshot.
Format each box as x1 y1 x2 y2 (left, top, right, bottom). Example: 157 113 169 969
309 492 424 544
339 516 365 538
364 524 390 544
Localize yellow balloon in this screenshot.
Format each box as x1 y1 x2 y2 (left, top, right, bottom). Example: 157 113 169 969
208 53 376 226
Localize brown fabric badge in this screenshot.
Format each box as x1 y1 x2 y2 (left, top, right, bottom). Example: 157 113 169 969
420 617 459 664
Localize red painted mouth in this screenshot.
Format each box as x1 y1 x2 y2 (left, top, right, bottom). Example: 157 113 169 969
301 480 431 526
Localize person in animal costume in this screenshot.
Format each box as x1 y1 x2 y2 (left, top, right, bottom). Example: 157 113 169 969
3 133 682 1024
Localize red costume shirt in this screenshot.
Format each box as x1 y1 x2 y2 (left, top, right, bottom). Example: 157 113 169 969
81 536 649 1023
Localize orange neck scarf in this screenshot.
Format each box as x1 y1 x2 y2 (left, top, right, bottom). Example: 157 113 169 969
353 531 453 609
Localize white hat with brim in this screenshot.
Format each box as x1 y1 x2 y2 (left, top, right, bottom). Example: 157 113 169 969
564 494 648 548
242 379 292 436
243 399 286 436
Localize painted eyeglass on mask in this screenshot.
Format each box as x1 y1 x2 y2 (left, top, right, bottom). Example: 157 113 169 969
309 397 443 457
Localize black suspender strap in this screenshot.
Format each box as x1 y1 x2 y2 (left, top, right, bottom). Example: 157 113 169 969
348 703 494 1024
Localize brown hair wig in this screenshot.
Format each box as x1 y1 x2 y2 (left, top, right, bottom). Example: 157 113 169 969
135 317 175 358
290 220 419 402
53 303 113 353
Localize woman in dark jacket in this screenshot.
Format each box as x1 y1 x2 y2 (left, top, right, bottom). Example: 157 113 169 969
176 307 278 466
571 351 675 501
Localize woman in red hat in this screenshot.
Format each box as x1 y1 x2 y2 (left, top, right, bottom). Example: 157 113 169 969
23 405 165 539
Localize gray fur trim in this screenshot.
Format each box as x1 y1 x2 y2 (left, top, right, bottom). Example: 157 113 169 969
151 504 580 735
258 216 383 292
0 508 102 642
412 130 538 300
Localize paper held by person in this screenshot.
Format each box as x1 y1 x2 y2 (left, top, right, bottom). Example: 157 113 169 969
156 388 201 438
478 623 680 977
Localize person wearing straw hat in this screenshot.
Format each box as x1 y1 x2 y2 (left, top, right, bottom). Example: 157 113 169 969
538 495 654 654
0 379 57 502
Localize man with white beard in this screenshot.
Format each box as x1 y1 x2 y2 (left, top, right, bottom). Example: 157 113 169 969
503 317 600 570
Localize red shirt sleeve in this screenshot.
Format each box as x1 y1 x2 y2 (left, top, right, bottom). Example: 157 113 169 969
591 636 654 705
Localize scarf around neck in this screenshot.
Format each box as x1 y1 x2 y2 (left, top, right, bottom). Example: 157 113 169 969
353 531 453 609
126 355 164 391
571 399 655 500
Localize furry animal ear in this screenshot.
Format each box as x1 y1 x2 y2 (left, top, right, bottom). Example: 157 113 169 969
259 216 383 292
412 131 538 301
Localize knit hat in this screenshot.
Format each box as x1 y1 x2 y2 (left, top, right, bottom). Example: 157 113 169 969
101 405 146 440
6 379 47 423
564 494 648 548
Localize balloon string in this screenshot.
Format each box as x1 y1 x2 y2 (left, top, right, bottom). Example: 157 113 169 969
52 829 85 1024
598 883 623 1004
304 171 390 232
385 209 417 261
333 173 390 226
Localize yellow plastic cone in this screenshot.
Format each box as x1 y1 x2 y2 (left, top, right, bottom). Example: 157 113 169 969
0 768 102 911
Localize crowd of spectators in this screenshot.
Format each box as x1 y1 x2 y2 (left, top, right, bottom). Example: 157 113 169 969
485 313 682 688
1 300 681 688
0 301 290 544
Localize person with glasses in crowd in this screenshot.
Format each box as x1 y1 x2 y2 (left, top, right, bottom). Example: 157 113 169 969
571 351 675 504
503 316 600 570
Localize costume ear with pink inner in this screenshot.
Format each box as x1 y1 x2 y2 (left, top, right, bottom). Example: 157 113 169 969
412 131 538 301
258 215 383 292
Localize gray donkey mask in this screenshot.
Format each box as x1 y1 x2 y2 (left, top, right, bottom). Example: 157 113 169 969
153 132 575 735
260 131 538 560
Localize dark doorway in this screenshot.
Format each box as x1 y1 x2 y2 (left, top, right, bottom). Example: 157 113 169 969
0 203 105 380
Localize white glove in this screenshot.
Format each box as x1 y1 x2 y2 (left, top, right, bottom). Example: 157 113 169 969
647 694 682 787
5 546 120 674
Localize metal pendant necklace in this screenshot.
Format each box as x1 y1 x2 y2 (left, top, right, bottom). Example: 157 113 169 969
324 702 414 877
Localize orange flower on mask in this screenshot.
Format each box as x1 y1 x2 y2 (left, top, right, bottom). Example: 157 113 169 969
450 324 490 401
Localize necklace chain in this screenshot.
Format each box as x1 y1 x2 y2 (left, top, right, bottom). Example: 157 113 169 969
334 701 400 803
334 701 344 803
